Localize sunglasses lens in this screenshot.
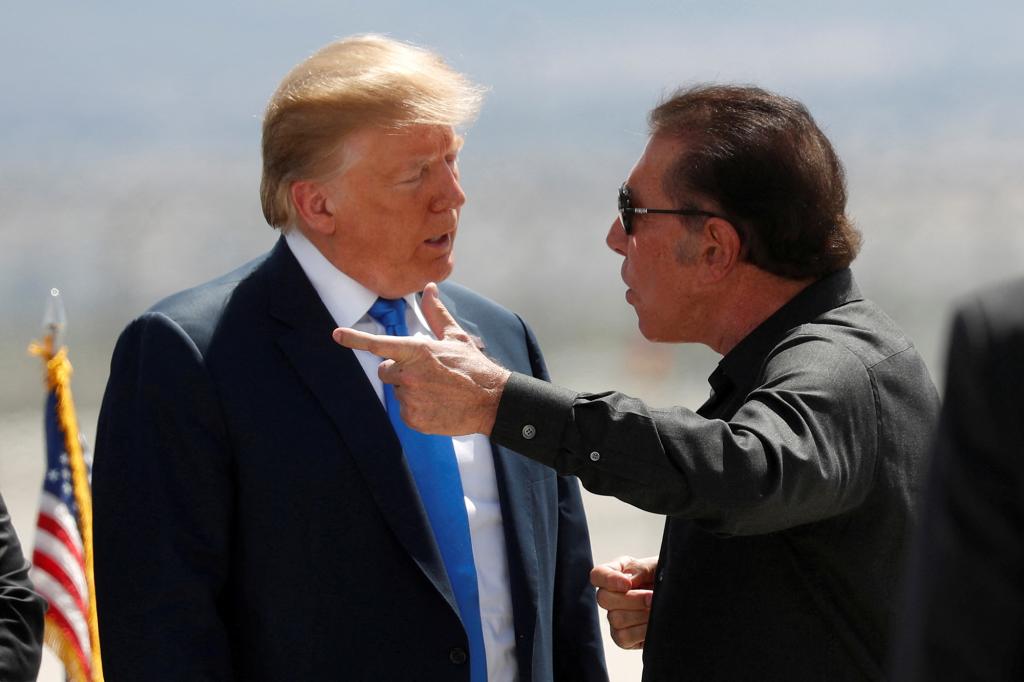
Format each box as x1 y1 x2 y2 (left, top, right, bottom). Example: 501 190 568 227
618 185 631 234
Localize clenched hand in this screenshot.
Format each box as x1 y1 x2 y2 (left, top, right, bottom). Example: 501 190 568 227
591 555 658 650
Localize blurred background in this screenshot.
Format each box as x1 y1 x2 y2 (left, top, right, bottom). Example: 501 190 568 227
2 1 1022 678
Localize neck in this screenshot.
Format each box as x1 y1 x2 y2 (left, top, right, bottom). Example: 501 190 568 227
706 265 814 356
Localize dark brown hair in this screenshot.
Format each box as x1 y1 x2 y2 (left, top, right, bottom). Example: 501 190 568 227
650 84 861 279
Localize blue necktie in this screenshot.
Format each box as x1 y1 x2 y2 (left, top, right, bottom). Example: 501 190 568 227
368 297 487 681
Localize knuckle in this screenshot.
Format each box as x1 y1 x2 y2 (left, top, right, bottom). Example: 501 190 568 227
413 341 434 361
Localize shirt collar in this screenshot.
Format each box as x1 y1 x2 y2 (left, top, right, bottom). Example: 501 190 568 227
284 228 432 333
715 268 863 393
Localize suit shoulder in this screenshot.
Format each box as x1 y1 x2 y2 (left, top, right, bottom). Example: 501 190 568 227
135 251 270 351
958 277 1024 348
438 281 523 328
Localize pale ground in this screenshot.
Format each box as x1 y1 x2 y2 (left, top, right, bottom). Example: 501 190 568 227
1 409 661 681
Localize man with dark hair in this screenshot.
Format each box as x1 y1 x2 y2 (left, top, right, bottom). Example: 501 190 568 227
336 84 940 680
648 85 860 279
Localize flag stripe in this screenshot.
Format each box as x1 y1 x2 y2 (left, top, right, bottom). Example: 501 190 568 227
32 549 89 617
39 492 85 555
36 508 85 566
33 526 89 602
32 570 93 663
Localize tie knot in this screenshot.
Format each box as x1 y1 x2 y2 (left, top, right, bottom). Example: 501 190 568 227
368 297 407 335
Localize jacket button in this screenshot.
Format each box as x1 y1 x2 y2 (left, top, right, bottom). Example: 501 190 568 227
589 451 601 462
449 647 467 665
522 424 536 439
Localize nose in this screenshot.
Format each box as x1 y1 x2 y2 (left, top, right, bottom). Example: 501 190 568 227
431 164 466 212
606 215 627 256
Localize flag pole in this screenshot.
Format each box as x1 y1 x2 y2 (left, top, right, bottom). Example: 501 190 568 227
43 287 67 350
29 289 105 682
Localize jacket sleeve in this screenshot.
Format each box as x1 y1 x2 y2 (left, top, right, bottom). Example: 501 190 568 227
92 312 235 680
518 317 608 681
0 492 45 682
492 334 879 536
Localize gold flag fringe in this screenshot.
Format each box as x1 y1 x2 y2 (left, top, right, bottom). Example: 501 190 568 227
30 336 105 682
42 615 90 682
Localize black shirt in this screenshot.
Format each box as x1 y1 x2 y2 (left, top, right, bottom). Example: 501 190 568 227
493 269 939 681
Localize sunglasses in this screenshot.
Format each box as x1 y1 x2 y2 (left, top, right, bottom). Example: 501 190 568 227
618 183 725 235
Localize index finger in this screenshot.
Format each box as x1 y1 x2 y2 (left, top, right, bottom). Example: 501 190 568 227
332 327 418 361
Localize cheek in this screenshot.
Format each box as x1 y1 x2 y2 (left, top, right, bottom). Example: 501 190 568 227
630 247 670 289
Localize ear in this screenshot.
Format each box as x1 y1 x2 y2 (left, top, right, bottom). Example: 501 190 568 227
290 180 336 236
700 218 741 282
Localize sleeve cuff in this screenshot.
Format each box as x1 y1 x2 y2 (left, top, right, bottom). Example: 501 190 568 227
492 372 578 468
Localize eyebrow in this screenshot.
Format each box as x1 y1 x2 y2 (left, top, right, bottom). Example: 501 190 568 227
396 136 465 172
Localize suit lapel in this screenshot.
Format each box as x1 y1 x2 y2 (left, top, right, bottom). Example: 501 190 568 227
431 290 484 347
266 239 457 614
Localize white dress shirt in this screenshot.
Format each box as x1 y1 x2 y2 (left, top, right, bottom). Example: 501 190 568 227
285 229 518 680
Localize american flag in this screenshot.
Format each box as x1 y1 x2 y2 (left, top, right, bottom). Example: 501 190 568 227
30 334 104 682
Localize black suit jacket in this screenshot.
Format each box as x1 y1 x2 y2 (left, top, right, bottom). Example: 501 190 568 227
894 278 1024 680
93 238 606 681
0 492 45 682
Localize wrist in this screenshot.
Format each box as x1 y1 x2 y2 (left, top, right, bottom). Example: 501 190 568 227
477 366 511 436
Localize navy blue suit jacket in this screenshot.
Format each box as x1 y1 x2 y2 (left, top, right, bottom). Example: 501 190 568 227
93 238 606 681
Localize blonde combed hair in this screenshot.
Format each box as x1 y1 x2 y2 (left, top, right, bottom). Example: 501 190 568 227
260 34 485 229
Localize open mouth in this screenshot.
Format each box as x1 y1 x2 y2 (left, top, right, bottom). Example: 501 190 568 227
424 233 452 247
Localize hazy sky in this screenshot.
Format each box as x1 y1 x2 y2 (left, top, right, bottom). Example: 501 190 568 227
4 1 1022 157
2 1 1023 410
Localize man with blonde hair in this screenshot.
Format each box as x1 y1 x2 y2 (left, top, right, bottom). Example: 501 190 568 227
93 35 606 681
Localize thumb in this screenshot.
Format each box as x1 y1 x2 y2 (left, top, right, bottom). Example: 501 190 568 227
422 282 463 340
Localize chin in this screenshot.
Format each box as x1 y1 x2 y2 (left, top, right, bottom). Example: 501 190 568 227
639 327 664 342
637 316 672 343
637 320 657 341
431 258 455 284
